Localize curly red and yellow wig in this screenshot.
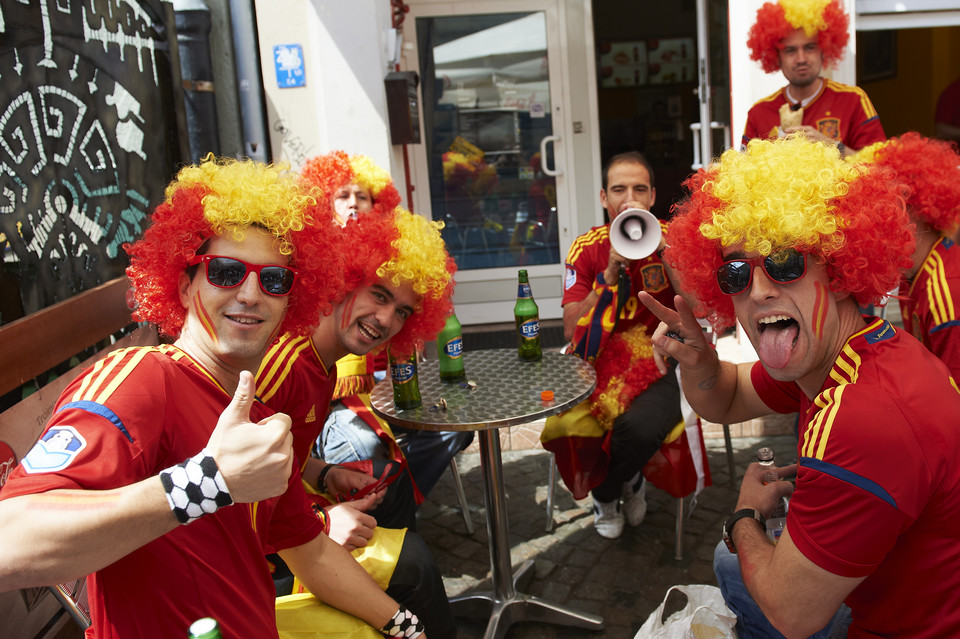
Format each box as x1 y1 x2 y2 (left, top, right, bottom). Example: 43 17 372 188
338 205 457 358
748 0 849 73
665 136 913 332
124 157 341 338
850 132 960 235
300 150 402 213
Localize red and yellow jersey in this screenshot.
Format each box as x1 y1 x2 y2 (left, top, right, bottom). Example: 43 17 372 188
742 79 886 151
563 223 675 361
751 318 960 637
257 334 336 465
1 345 323 639
901 237 960 379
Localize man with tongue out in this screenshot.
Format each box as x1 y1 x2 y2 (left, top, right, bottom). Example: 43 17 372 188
641 135 960 638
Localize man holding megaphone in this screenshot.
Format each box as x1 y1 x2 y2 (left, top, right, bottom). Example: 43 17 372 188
544 151 683 539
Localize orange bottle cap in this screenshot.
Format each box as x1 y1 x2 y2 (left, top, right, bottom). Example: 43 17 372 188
540 390 555 401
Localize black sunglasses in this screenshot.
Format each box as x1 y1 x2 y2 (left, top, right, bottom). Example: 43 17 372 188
716 248 807 295
188 255 298 296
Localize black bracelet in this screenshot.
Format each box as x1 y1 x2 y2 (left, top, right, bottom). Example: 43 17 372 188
380 605 424 638
317 463 339 494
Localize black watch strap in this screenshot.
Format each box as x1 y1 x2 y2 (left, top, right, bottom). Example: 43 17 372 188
317 463 339 494
722 508 766 554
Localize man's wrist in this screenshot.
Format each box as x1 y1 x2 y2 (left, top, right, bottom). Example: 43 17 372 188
722 508 766 554
317 463 339 494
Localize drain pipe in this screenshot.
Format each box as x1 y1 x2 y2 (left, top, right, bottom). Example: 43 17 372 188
174 0 221 162
228 0 270 162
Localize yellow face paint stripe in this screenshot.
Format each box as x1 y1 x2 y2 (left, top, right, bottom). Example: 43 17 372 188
194 291 218 343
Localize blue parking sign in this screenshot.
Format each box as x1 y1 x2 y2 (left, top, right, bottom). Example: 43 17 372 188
274 44 306 88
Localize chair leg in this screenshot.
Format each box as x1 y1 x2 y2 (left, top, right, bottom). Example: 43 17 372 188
448 455 474 535
546 453 556 532
723 423 736 484
674 496 685 561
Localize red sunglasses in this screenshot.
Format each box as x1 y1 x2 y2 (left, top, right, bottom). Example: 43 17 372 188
188 255 298 296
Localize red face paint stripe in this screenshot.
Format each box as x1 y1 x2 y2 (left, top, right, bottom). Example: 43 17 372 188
194 291 218 343
812 282 827 339
340 292 357 330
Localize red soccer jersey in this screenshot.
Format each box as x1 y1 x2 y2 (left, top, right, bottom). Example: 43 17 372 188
563 223 675 337
257 334 337 465
900 237 960 379
751 318 960 637
742 79 886 151
0 345 324 639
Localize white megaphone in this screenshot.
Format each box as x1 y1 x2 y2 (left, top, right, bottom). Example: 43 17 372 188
609 208 661 260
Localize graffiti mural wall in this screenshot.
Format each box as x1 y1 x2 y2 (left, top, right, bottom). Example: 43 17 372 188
0 0 181 325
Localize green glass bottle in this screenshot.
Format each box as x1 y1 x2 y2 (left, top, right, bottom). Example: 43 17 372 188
514 269 542 361
389 350 422 410
188 617 222 639
436 310 467 383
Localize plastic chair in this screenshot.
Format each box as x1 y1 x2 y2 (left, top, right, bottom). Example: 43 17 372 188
48 577 91 629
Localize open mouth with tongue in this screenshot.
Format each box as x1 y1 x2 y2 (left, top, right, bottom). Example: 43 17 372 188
757 314 799 370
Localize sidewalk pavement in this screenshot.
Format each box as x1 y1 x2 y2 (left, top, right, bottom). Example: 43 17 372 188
417 432 798 638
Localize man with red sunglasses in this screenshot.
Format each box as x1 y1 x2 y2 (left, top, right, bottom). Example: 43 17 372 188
0 158 430 638
642 136 960 638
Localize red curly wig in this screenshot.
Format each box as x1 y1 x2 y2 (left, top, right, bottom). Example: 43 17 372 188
124 157 343 339
852 132 960 235
338 205 456 358
665 136 913 332
747 0 849 73
300 150 402 213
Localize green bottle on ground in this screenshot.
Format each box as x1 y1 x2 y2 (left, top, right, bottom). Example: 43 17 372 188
437 310 467 383
514 269 542 361
188 617 222 639
389 350 423 410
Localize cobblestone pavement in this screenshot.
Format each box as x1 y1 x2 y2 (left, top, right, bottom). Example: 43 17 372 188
416 433 797 638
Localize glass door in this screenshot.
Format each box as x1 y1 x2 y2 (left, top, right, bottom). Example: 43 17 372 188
410 4 568 274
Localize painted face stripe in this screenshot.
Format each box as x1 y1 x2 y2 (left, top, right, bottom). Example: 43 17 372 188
340 292 358 331
194 291 218 343
812 281 827 339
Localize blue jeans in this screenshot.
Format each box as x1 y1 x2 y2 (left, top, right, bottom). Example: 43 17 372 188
713 541 851 638
321 400 473 498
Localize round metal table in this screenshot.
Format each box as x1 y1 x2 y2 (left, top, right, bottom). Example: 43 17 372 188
371 348 601 638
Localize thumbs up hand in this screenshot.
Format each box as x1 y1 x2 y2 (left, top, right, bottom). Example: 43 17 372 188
204 371 295 503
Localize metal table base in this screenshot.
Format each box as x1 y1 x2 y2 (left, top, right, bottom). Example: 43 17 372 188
449 429 604 638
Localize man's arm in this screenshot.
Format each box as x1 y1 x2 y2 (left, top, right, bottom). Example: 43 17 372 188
280 533 415 634
639 293 772 424
731 464 863 637
0 371 294 592
562 249 625 342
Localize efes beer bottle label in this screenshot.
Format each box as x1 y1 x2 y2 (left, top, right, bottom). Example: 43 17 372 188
514 269 542 361
390 354 422 410
437 310 467 383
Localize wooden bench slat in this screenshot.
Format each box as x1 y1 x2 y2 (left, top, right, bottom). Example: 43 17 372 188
0 277 134 396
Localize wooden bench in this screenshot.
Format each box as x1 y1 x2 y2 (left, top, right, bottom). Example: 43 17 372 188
0 276 157 639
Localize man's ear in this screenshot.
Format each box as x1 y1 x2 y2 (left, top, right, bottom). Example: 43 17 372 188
178 270 193 307
650 187 656 209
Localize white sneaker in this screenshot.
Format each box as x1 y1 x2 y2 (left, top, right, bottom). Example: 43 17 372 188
593 498 624 539
622 474 647 527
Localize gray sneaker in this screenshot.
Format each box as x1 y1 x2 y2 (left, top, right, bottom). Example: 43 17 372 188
592 497 624 539
622 475 647 527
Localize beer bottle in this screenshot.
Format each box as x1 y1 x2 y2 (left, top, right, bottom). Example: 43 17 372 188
756 447 787 542
514 269 542 361
436 310 467 383
389 350 422 410
188 617 222 639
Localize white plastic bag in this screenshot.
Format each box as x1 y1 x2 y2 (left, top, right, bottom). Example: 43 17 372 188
635 584 738 639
